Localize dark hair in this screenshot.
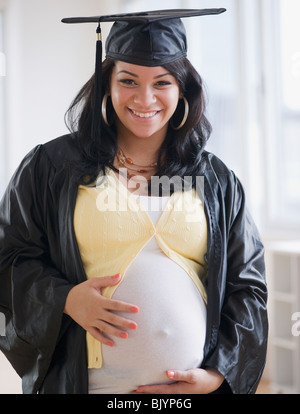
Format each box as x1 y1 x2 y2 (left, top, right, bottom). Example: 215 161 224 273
65 57 211 183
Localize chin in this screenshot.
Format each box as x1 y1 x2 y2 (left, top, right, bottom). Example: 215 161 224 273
130 125 167 140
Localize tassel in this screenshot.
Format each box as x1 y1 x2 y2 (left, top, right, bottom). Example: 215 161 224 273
91 21 103 142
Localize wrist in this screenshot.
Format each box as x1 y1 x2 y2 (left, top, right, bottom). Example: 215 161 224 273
205 367 225 392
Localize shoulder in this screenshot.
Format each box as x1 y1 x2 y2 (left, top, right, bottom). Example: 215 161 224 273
201 150 246 212
7 134 82 191
41 134 82 168
16 134 81 170
201 150 240 188
202 150 234 176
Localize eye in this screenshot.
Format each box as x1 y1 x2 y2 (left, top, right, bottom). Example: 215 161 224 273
119 79 137 86
155 81 172 87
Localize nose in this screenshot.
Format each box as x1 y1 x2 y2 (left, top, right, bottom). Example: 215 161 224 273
133 86 156 108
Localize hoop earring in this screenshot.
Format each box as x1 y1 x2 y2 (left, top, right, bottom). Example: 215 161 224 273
101 94 113 127
171 97 189 130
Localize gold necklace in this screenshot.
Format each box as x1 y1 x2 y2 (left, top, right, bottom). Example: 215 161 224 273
116 148 157 179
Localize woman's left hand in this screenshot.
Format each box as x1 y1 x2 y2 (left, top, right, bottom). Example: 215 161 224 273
132 368 224 394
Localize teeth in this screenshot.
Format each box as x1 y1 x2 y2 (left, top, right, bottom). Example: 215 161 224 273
132 110 157 118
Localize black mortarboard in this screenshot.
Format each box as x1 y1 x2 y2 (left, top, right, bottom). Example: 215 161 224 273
62 9 226 142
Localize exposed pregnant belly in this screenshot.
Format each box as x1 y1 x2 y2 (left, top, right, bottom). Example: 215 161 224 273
88 238 207 394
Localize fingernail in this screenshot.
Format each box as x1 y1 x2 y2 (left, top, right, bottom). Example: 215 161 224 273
131 306 139 313
120 332 128 339
130 322 138 330
114 273 122 279
107 341 114 347
167 370 175 378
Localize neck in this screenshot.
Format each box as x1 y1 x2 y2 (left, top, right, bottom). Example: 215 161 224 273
115 121 167 163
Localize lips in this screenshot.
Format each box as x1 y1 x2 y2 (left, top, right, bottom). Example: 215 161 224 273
130 109 159 119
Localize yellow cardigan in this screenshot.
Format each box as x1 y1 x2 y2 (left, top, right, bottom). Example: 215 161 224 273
74 169 207 368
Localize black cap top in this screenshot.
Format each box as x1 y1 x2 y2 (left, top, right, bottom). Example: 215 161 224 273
62 9 226 142
62 9 226 67
105 18 187 67
61 9 226 24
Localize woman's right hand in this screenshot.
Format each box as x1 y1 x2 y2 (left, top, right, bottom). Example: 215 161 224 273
64 273 139 347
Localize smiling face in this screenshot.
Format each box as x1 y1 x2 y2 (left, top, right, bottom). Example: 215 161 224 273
109 61 180 144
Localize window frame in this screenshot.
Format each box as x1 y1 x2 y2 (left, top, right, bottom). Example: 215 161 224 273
260 0 300 236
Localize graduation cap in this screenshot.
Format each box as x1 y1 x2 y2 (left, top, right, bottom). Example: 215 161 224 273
62 9 226 142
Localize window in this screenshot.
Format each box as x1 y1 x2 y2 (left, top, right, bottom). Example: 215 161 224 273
261 0 300 232
277 0 300 225
183 0 300 233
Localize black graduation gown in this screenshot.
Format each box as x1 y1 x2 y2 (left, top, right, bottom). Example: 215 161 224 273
0 134 268 394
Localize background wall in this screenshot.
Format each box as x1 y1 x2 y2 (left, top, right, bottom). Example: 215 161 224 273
2 0 120 180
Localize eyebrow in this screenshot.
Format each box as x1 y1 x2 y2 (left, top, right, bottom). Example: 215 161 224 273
117 70 172 79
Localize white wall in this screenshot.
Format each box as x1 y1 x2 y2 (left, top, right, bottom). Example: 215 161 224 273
2 0 122 182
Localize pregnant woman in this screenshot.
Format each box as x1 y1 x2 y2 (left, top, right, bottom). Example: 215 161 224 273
0 9 268 394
